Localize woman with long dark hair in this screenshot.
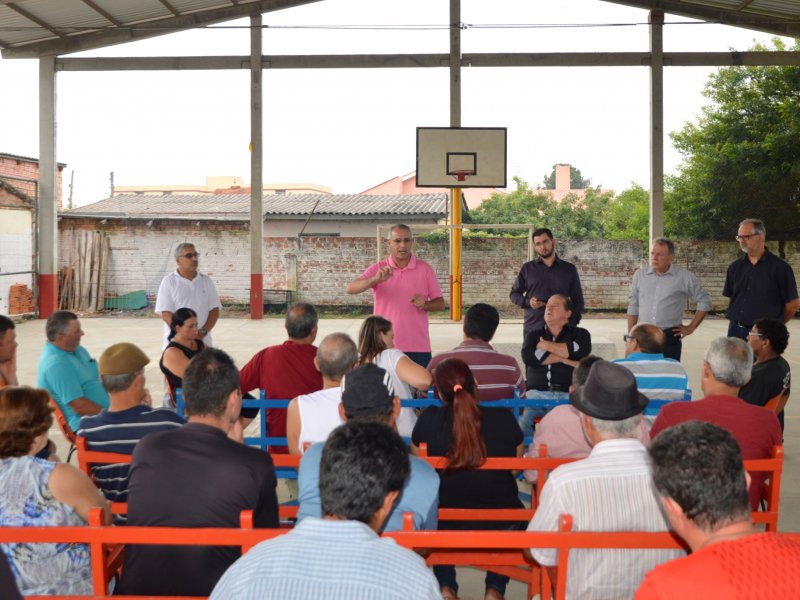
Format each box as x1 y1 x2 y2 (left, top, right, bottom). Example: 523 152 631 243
159 307 204 407
358 315 431 437
411 358 524 600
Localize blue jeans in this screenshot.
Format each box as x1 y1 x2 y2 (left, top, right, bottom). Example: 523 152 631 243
405 351 432 369
727 320 750 341
434 565 509 596
518 390 569 439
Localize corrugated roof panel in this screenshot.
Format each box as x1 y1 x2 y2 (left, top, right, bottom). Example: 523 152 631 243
92 0 174 27
748 0 800 18
170 0 244 15
0 6 58 47
16 0 113 31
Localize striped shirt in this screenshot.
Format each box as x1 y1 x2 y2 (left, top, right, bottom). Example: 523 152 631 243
428 339 525 401
613 353 690 401
528 439 684 600
77 405 185 509
210 517 441 600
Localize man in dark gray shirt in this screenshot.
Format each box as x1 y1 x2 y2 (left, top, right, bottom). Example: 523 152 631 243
117 348 278 597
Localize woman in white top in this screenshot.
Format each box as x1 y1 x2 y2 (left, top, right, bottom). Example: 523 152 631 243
357 316 432 437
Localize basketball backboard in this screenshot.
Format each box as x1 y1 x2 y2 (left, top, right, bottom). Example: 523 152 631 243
416 127 507 188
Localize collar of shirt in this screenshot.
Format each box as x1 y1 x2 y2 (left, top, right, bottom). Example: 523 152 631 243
645 264 675 276
544 323 574 339
738 248 772 265
295 516 379 541
588 438 647 457
624 352 666 361
534 254 561 267
457 339 494 351
387 254 418 270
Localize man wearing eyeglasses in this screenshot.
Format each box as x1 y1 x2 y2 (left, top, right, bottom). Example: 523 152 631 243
155 242 221 348
723 219 798 340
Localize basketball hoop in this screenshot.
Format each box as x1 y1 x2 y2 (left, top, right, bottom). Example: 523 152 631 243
450 170 474 182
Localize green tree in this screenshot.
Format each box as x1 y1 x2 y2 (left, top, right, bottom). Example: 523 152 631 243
668 39 800 239
541 165 591 189
604 183 650 245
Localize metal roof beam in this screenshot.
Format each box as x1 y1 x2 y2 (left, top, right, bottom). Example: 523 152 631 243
601 0 800 37
6 2 64 39
79 0 123 27
55 50 800 72
1 0 322 58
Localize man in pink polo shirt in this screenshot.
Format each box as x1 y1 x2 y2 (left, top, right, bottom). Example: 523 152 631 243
347 224 445 367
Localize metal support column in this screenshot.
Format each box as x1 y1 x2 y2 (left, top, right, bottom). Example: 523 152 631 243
38 56 58 318
249 14 264 319
649 10 665 245
449 0 463 321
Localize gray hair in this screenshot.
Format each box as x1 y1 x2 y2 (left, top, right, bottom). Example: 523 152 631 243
101 370 141 393
45 311 78 342
173 243 196 261
316 333 358 380
589 414 642 439
652 237 675 255
387 224 412 240
739 218 765 237
704 337 753 388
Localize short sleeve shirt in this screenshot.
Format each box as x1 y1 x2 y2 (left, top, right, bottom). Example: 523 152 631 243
723 249 798 325
37 342 109 431
359 255 442 353
155 271 221 347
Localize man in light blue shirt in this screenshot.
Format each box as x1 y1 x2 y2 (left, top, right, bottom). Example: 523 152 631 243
627 238 712 361
297 363 439 531
37 311 109 432
211 420 441 600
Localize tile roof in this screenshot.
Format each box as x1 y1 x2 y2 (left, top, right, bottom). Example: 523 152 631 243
61 193 450 221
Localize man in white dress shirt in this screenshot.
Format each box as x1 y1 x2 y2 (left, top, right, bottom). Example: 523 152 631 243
155 242 221 348
527 361 683 599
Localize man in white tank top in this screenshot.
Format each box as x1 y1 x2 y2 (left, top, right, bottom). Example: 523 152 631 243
286 333 358 455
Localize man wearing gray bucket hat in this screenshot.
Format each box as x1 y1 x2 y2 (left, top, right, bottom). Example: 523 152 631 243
527 361 683 600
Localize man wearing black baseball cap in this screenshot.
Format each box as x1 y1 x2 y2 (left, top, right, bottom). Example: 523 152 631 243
297 362 439 531
527 361 683 599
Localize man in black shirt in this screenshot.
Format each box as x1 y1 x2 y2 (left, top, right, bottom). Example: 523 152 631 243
724 218 798 340
520 294 591 437
509 227 585 336
117 348 279 597
740 318 790 432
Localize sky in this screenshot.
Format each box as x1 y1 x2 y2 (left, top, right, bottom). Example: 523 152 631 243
0 0 790 207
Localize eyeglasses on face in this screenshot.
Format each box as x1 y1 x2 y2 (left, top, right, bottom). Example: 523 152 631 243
181 252 200 259
623 334 634 342
747 331 765 338
735 233 760 241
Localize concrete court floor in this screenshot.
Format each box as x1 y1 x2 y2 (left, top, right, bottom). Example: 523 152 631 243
11 314 800 600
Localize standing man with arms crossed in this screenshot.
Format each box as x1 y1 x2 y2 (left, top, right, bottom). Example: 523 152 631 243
724 218 798 340
155 242 221 348
627 237 712 361
510 227 584 337
346 224 444 367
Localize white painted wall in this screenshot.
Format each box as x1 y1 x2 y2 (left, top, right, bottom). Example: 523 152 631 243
0 208 33 314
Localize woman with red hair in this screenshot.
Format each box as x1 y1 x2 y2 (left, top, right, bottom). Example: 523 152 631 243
411 358 524 600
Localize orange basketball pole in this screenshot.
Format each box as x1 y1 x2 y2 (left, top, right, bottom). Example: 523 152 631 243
450 188 462 321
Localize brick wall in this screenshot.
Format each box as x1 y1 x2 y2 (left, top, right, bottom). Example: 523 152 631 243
57 218 800 314
0 155 64 209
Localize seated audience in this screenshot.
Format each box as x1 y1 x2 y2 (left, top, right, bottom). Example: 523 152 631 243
211 420 441 600
524 355 649 482
412 358 524 600
297 363 439 531
427 303 524 401
286 332 358 454
0 386 110 596
636 421 800 599
739 318 791 430
240 302 323 453
358 315 430 436
613 323 690 401
527 361 682 600
159 307 205 407
77 342 184 513
520 294 591 438
0 315 18 388
37 310 109 432
650 337 782 510
117 349 279 596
